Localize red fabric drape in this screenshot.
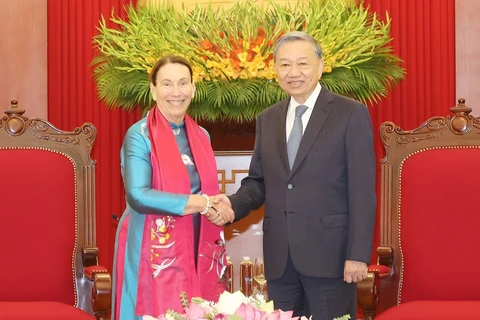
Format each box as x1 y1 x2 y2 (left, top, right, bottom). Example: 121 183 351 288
362 0 456 261
47 0 140 269
47 0 456 272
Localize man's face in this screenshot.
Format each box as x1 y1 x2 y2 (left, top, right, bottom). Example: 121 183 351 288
274 40 324 104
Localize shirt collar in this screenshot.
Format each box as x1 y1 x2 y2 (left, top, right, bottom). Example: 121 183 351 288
288 83 322 115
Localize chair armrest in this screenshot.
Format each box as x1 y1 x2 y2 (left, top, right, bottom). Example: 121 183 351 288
91 270 112 320
83 247 101 268
358 272 377 320
377 246 394 271
83 248 112 320
84 265 109 280
357 246 394 320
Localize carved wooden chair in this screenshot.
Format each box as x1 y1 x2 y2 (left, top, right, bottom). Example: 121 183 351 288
0 100 111 319
357 98 480 319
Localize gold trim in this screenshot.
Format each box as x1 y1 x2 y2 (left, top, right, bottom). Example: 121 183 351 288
0 146 79 307
214 150 253 156
368 268 390 278
397 145 480 303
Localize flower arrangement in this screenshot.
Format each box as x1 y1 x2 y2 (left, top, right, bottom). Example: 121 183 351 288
92 0 405 122
161 290 351 320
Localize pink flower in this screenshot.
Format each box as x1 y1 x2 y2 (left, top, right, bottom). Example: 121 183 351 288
265 309 294 320
213 313 229 320
185 302 208 319
236 303 266 320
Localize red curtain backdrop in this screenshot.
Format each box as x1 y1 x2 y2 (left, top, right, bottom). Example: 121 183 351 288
47 0 456 271
47 0 140 269
362 0 456 261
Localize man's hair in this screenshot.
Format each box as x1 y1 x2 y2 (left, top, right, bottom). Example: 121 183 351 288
273 31 323 61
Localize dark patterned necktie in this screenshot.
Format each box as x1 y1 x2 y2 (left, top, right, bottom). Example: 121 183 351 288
287 105 308 169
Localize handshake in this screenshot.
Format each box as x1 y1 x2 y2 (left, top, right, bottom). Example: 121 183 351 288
203 194 235 226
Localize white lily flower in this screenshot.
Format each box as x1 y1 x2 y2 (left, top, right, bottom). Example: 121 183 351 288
215 290 245 315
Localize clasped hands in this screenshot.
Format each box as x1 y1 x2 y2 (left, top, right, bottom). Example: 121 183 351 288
204 194 234 226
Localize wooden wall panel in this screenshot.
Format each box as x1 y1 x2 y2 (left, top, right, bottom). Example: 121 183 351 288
0 0 47 118
456 0 480 115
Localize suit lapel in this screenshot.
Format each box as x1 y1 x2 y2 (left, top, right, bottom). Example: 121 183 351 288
275 99 290 173
289 88 334 175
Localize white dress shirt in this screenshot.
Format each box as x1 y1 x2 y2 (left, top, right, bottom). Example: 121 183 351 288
286 83 322 142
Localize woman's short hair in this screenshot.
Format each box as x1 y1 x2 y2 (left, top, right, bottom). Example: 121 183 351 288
149 55 194 85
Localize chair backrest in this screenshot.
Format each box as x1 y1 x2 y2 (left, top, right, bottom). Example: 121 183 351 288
379 98 480 304
0 99 97 308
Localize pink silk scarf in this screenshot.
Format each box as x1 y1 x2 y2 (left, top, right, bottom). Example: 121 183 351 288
135 107 226 316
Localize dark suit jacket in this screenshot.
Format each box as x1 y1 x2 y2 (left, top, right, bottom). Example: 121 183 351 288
229 88 376 280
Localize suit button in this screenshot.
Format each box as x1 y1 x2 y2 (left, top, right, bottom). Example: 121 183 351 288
287 184 293 189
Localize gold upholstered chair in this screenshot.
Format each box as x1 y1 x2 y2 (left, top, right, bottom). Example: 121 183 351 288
357 98 480 320
0 99 111 320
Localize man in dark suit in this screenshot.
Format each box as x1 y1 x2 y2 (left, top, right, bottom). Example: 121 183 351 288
212 31 376 320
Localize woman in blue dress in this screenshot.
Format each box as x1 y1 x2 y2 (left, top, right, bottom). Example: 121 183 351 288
112 55 234 320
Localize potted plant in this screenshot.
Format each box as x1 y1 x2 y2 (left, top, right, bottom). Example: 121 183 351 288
92 0 405 122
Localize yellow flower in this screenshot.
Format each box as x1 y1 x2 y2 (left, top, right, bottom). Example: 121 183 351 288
144 56 156 65
223 67 236 78
247 70 258 78
326 56 336 65
248 64 259 76
238 70 249 80
206 60 217 69
237 52 248 63
252 58 266 69
210 68 223 79
252 45 262 54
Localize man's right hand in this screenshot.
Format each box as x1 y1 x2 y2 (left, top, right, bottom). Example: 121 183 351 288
207 194 234 225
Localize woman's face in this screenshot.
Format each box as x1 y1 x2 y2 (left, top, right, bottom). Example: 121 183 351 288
150 63 195 125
